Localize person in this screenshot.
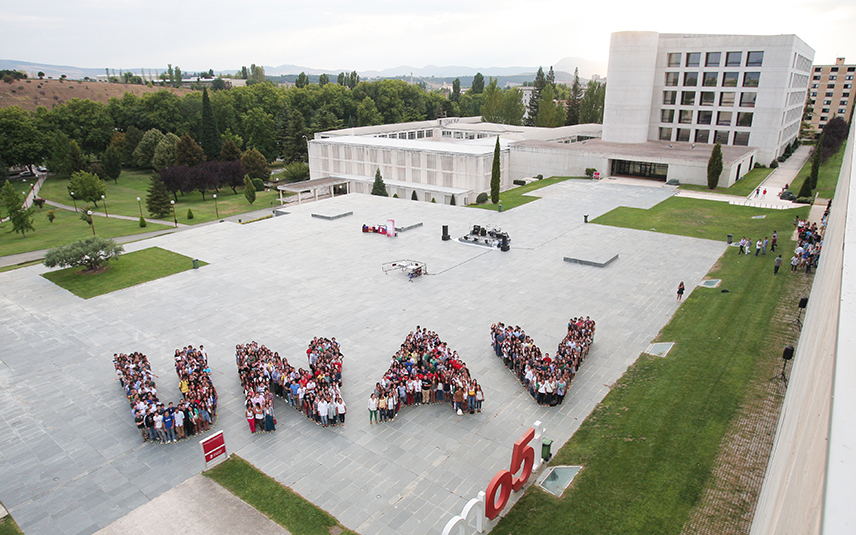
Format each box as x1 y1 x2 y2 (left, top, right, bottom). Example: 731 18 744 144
791 254 800 272
763 237 768 255
246 404 256 433
771 231 778 252
475 385 484 412
677 282 685 302
755 239 762 256
378 394 387 423
368 393 378 424
134 410 146 443
774 255 783 275
755 187 760 198
264 401 276 432
763 188 767 196
335 396 346 425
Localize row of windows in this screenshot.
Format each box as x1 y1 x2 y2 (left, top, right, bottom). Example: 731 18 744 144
661 109 754 127
665 71 761 88
811 83 853 90
668 51 763 68
441 130 490 140
812 74 854 81
663 90 756 107
812 99 849 107
659 127 750 145
375 129 434 140
811 91 851 99
814 66 856 72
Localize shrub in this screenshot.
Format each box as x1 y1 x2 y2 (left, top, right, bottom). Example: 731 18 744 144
46 209 56 223
139 216 147 228
32 197 46 209
781 191 796 201
251 177 264 191
411 191 418 201
753 162 765 168
585 168 597 178
476 192 489 204
513 179 526 186
186 208 194 220
536 174 543 180
450 195 456 206
794 197 814 204
393 193 398 198
243 175 256 204
770 160 779 169
777 155 786 162
43 237 124 272
431 198 436 203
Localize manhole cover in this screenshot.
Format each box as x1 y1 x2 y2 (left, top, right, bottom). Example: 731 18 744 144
751 215 767 219
698 279 721 288
538 466 582 497
644 342 675 358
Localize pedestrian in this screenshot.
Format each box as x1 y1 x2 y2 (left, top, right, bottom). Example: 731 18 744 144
677 281 685 302
791 255 800 272
774 255 783 274
762 237 768 255
368 393 378 424
755 239 762 256
771 231 778 252
755 187 760 198
763 188 767 196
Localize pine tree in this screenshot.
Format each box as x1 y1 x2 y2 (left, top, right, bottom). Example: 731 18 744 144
534 86 565 127
566 68 582 126
546 66 555 90
243 175 256 204
145 176 172 218
526 67 546 126
810 137 822 189
411 190 418 201
491 137 501 204
175 134 205 167
283 111 308 163
102 144 122 183
452 78 461 102
242 148 270 180
371 169 388 197
69 139 86 174
220 139 242 162
707 143 723 189
200 88 221 161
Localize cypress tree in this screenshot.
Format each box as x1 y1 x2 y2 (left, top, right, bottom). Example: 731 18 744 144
69 140 86 174
798 175 813 198
145 177 172 218
707 143 723 189
526 67 546 126
411 190 418 201
243 175 256 204
200 88 221 161
810 138 822 189
371 168 388 197
491 137 501 204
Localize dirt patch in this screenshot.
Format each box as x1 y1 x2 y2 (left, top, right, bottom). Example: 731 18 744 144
0 79 194 112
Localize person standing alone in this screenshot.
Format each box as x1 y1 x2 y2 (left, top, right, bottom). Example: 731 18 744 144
774 255 783 275
677 282 685 302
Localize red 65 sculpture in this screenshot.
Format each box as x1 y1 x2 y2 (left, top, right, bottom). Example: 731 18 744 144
442 421 546 535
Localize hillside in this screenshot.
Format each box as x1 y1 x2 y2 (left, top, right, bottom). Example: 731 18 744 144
0 78 195 112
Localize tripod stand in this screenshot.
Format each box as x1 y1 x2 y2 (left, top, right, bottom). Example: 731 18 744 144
771 359 789 386
794 307 803 330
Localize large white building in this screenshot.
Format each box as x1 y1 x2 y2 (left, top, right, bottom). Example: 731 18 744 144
603 32 814 165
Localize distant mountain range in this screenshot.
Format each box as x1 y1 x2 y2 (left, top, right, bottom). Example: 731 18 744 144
1 56 607 83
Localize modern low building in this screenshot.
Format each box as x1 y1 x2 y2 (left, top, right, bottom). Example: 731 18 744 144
805 57 854 136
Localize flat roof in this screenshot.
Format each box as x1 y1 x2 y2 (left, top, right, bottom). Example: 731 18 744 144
276 176 349 193
330 173 471 194
512 138 756 165
312 135 503 155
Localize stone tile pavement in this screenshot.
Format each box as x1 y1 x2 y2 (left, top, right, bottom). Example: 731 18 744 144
0 179 727 535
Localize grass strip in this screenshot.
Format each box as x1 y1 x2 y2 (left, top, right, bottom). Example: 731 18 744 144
0 515 24 535
468 177 584 210
41 246 205 299
679 167 773 196
790 142 847 200
204 455 358 535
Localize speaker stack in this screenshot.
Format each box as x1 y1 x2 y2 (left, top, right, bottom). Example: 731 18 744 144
442 225 450 241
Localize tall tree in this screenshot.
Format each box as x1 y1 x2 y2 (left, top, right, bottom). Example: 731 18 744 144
45 131 71 176
122 126 143 164
242 148 270 180
243 175 256 204
566 68 582 126
480 78 504 123
68 139 87 174
810 139 822 189
707 143 723 189
274 103 290 159
371 168 388 197
319 73 329 86
546 66 556 90
356 97 383 126
218 160 246 193
347 71 359 89
67 171 106 205
337 72 346 86
220 139 242 162
133 129 165 168
151 132 180 171
534 86 565 127
200 88 221 161
491 137 501 204
145 176 172 218
502 87 525 126
283 110 308 163
2 180 34 237
471 73 485 94
102 144 123 183
242 107 277 161
526 67 547 126
175 134 206 167
579 80 606 124
451 78 461 102
295 72 308 88
0 106 47 172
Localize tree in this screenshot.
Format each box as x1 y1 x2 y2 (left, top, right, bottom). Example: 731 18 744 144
158 165 187 201
151 132 180 171
411 190 418 201
242 107 277 161
218 160 245 193
243 175 256 204
188 161 220 200
546 67 556 90
282 110 308 162
566 68 582 126
122 126 143 164
281 162 310 182
210 78 227 91
526 67 546 126
175 133 206 167
534 86 565 127
67 171 106 205
451 78 461 102
242 148 270 180
0 106 47 172
810 142 821 189
371 168 388 197
2 180 35 237
491 137 501 204
38 71 45 80
133 129 165 168
45 131 71 176
296 72 308 88
707 143 723 189
200 88 221 161
480 78 503 123
798 174 813 198
580 80 606 124
356 96 383 127
145 176 172 218
68 139 87 174
471 73 485 94
319 73 329 86
502 87 525 126
43 237 124 272
220 139 242 162
102 144 122 183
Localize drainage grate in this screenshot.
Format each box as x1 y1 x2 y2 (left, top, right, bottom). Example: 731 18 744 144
698 279 722 288
644 342 675 358
538 466 583 497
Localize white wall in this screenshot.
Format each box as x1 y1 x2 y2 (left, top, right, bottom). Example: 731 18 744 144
602 31 660 143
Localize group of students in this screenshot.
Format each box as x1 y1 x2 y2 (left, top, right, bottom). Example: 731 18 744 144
235 339 347 433
489 317 596 406
736 234 777 256
115 347 216 445
789 216 824 273
367 327 483 424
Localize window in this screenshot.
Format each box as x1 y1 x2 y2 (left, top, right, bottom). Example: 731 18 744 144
733 131 750 146
847 75 854 81
698 110 713 125
828 84 836 89
686 53 701 67
668 53 681 67
811 83 818 89
706 52 721 67
740 92 757 107
425 130 432 138
820 116 828 122
680 110 693 124
700 92 715 106
676 128 691 142
822 108 830 113
829 75 837 81
684 72 698 86
737 112 753 127
746 51 764 67
846 84 853 89
703 72 718 86
681 91 696 105
665 72 679 86
659 127 673 140
839 108 847 114
823 100 832 105
723 72 739 87
663 91 677 105
726 52 742 66
408 131 416 139
832 67 839 72
844 93 851 98
743 72 760 87
813 75 821 80
717 111 733 126
416 130 424 139
849 67 856 72
714 130 730 144
695 130 710 143
826 92 834 97
720 92 736 106
841 100 849 106
811 92 817 97
815 67 822 72
661 109 674 123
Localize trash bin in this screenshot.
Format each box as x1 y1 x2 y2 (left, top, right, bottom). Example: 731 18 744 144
727 234 733 244
192 259 199 269
541 438 553 462
498 203 503 212
584 214 589 223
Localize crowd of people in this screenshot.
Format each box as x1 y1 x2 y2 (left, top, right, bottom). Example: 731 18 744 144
489 318 596 406
235 338 347 432
114 346 216 445
368 327 483 424
789 214 825 273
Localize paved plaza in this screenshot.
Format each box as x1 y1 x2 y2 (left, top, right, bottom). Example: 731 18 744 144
0 179 727 535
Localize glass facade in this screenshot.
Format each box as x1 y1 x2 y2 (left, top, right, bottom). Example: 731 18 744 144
611 159 669 180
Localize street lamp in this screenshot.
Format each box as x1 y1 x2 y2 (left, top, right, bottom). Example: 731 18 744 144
101 194 109 218
136 196 143 218
213 194 219 218
70 192 77 212
170 200 177 227
87 210 96 236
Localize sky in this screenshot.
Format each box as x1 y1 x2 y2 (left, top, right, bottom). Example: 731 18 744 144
2 0 854 74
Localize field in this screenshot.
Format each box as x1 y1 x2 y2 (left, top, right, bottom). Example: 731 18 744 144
0 78 192 112
680 167 774 197
791 142 847 200
468 176 584 210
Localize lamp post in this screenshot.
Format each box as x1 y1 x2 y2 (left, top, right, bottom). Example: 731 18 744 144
101 194 109 218
213 194 219 219
136 196 143 218
170 200 177 227
87 210 96 236
70 192 77 212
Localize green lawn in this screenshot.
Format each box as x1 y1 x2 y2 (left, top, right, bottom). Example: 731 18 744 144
790 142 847 200
594 196 808 241
680 167 774 197
0 205 169 257
204 455 357 535
468 177 585 211
494 200 809 535
0 259 43 273
41 246 204 299
38 169 282 224
0 515 24 535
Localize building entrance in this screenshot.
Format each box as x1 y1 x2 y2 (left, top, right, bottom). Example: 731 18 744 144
610 160 669 180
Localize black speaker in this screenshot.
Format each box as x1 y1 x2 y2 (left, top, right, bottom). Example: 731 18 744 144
798 297 808 309
442 225 450 241
783 346 794 360
500 236 509 252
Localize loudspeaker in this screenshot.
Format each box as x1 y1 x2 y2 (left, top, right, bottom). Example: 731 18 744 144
442 225 450 241
500 236 509 252
798 297 808 309
783 346 794 360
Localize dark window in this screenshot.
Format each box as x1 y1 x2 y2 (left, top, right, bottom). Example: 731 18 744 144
737 112 753 127
663 91 677 105
661 109 674 123
706 52 721 67
743 72 760 87
813 75 821 80
828 84 835 89
822 108 830 113
831 67 839 72
686 53 701 67
695 129 710 143
746 51 764 67
733 132 750 146
668 53 681 67
684 72 698 86
698 110 713 125
700 92 715 106
829 75 837 81
676 128 691 142
714 130 729 144
703 72 718 86
826 92 834 97
720 92 735 106
665 72 679 86
740 92 756 107
723 72 739 87
848 67 856 72
659 127 673 141
820 116 828 122
681 91 696 105
680 110 693 124
814 67 822 72
611 160 669 179
717 111 733 126
726 52 742 66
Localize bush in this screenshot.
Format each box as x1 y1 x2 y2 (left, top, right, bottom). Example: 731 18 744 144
585 168 597 178
32 197 46 209
794 196 814 204
139 216 147 227
411 191 418 201
186 208 194 220
777 155 786 162
536 174 543 180
392 193 398 198
431 198 436 203
251 177 264 191
770 160 779 169
476 192 489 204
450 195 456 206
46 209 56 223
513 179 526 186
753 162 765 168
781 191 796 201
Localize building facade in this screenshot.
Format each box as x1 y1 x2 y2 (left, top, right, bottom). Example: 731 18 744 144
805 57 855 136
603 32 814 165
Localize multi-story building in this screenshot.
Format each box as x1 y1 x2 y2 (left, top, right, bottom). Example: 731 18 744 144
805 57 855 136
603 32 814 165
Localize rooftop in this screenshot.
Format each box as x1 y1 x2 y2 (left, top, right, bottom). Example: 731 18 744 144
513 138 757 165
